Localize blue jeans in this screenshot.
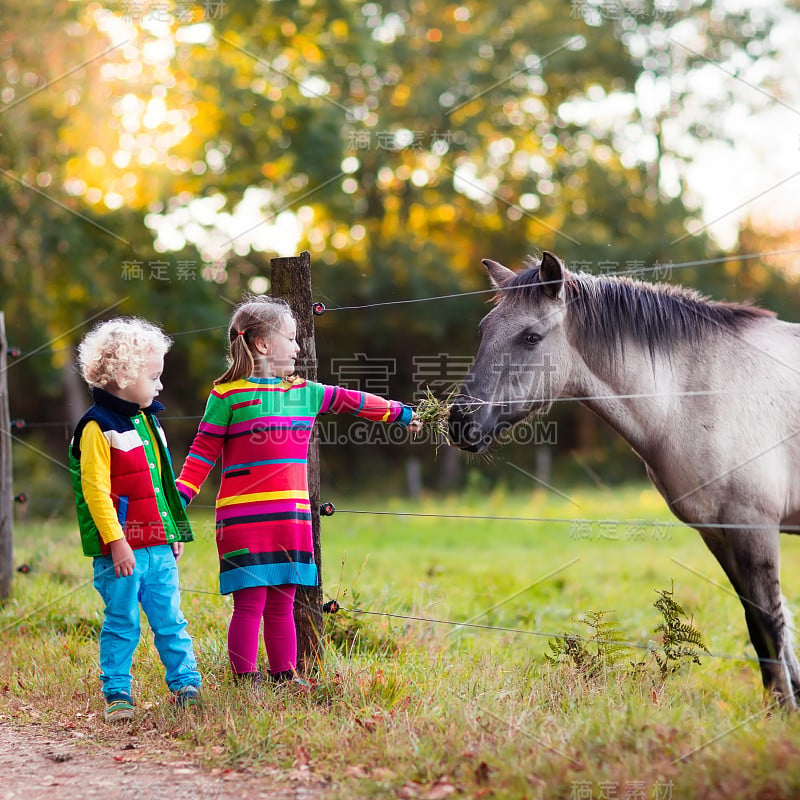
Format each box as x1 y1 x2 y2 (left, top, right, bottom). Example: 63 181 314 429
93 545 201 698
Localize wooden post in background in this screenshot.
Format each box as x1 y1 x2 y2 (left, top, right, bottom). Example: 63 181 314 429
270 251 323 674
0 312 14 600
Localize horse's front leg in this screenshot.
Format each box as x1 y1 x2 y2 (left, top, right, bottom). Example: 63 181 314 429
698 525 800 708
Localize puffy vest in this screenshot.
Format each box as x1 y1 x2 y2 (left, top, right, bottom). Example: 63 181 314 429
69 388 193 557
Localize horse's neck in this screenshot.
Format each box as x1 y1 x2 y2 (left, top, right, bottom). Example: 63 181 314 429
565 346 675 460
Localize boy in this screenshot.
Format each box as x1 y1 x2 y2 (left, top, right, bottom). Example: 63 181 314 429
69 318 201 722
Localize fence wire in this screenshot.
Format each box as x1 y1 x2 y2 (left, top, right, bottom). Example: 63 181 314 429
5 246 800 673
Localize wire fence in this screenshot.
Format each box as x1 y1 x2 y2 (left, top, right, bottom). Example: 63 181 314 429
1 561 774 671
4 247 800 672
5 247 800 362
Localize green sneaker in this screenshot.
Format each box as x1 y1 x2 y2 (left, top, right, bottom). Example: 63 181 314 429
104 693 134 723
174 684 201 708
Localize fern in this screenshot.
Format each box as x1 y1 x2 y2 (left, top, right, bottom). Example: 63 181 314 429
652 583 709 678
545 610 627 679
545 587 710 687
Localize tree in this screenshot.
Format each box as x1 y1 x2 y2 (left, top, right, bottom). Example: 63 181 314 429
4 0 799 496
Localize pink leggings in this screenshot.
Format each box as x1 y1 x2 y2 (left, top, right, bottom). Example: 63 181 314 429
227 584 297 675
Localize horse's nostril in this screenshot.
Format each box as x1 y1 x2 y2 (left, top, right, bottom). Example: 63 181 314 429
448 416 483 450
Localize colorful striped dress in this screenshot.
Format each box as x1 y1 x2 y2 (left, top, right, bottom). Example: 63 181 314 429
176 377 413 595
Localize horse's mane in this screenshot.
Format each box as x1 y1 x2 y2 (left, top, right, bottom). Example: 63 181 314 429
501 261 775 357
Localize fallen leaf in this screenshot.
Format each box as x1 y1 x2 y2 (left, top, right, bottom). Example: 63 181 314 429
423 778 457 799
527 773 547 791
651 687 661 705
475 761 490 785
294 745 311 769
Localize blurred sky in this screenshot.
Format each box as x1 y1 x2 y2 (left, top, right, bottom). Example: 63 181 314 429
676 0 800 248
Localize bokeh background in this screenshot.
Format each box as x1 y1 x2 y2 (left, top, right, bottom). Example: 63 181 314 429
3 0 800 517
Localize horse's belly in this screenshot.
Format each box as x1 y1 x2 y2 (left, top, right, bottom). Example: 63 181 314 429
645 449 796 529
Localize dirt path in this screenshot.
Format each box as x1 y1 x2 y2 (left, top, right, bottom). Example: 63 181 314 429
0 724 329 800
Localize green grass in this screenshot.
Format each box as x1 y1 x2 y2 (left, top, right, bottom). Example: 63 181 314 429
4 485 800 798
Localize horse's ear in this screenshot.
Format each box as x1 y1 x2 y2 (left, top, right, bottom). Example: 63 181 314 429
539 251 566 299
482 258 515 288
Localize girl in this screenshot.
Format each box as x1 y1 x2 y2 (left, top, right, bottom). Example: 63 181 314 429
176 297 421 684
70 318 201 722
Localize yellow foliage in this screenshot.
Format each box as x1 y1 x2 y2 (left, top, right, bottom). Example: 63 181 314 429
391 85 411 107
330 19 349 40
302 42 324 63
432 205 456 223
749 263 769 285
408 204 429 232
384 196 401 214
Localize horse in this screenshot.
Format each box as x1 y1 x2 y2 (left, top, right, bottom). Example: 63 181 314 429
448 250 800 707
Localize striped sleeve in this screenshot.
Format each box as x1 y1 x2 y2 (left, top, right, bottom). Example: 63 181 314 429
176 389 231 503
79 421 125 545
319 384 413 427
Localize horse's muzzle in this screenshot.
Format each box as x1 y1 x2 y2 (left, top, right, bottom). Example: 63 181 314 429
447 407 491 453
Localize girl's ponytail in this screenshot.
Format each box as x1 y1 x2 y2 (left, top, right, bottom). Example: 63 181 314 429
215 328 255 384
213 296 295 385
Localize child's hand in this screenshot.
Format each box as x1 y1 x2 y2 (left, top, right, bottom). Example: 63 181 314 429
172 541 184 561
109 538 136 578
408 413 423 436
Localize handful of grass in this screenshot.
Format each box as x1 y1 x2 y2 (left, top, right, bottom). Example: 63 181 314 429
415 386 455 452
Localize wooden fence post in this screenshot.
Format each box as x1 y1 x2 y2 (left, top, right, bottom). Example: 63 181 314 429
270 251 323 675
0 312 14 600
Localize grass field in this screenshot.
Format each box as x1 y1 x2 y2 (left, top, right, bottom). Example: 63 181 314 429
3 485 800 798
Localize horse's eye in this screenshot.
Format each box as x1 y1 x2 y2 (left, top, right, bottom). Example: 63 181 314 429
523 332 542 346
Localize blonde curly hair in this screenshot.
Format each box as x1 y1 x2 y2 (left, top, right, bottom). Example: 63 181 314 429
77 317 172 390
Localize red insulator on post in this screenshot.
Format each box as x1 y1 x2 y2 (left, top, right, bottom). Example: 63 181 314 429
319 501 335 517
